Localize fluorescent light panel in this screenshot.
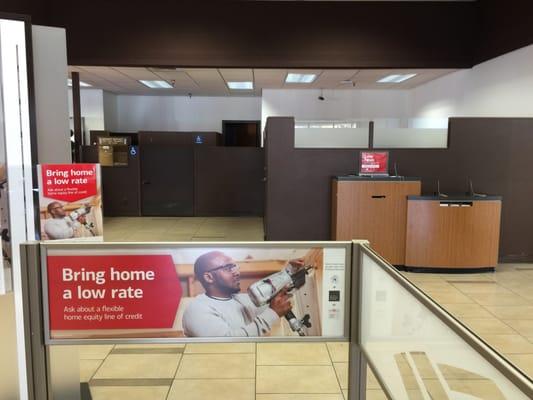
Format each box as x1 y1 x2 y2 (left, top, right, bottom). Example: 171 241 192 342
67 78 91 87
227 81 253 90
285 73 317 83
377 73 417 83
139 80 173 89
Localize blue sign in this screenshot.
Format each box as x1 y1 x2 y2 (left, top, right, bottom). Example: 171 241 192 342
129 146 138 156
195 135 203 144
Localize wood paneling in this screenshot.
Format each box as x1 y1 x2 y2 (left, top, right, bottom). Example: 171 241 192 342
476 1 533 64
332 180 421 265
265 117 357 241
194 147 264 216
140 145 195 216
405 200 501 268
45 1 476 68
139 131 219 146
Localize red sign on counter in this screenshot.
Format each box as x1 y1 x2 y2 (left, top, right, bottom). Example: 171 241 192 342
47 255 182 331
359 151 389 175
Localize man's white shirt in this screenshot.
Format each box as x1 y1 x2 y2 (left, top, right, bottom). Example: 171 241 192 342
43 218 79 239
182 293 279 337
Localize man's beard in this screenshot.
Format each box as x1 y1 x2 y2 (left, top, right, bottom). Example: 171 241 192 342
214 275 240 294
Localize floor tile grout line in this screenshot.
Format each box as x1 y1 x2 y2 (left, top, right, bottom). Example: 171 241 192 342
88 344 116 383
172 378 257 380
325 342 347 396
440 285 531 350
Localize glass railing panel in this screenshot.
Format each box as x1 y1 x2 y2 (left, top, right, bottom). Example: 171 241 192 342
360 247 532 399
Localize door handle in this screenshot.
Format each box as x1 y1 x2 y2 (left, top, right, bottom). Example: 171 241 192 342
371 195 386 199
142 181 151 185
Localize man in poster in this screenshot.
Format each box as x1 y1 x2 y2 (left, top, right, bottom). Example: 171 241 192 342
43 201 92 239
182 251 302 337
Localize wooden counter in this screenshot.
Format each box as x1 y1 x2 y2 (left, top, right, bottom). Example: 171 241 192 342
405 196 502 269
332 177 421 265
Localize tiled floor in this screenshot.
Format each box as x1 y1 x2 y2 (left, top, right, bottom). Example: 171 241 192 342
72 217 533 399
80 342 358 400
103 217 264 242
401 266 533 379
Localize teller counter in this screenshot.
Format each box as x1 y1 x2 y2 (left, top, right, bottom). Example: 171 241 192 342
405 195 502 271
331 176 421 265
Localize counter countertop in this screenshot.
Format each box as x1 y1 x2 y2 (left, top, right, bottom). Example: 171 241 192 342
334 175 421 182
408 195 502 201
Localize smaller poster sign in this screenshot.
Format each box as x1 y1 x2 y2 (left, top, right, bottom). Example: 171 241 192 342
359 151 389 175
38 164 103 241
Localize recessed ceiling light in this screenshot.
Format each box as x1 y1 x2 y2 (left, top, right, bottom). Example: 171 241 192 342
139 80 173 89
377 74 417 83
285 73 317 84
67 78 91 87
227 81 253 90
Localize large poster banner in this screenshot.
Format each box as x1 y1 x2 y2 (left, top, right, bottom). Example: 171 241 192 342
45 245 348 341
38 164 103 241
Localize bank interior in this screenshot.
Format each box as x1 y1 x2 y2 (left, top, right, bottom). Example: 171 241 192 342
1 7 533 400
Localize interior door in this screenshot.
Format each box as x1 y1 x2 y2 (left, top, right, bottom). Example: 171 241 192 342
140 145 194 216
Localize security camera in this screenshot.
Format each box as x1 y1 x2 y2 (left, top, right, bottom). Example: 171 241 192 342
318 95 325 101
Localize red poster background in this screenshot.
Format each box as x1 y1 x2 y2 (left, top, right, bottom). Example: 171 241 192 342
41 164 98 202
360 151 389 174
47 255 182 330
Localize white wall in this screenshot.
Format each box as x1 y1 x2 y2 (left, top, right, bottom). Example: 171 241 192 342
410 44 533 119
103 91 118 131
68 88 105 142
262 88 409 130
32 25 71 163
264 44 533 134
115 95 261 132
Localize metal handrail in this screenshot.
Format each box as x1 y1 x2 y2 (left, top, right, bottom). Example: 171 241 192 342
358 243 533 398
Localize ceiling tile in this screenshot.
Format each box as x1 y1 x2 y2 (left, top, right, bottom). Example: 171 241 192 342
114 67 160 81
219 69 254 82
186 69 229 93
69 66 458 95
312 70 359 88
254 69 287 88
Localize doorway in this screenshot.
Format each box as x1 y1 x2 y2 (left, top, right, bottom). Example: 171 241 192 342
222 120 261 147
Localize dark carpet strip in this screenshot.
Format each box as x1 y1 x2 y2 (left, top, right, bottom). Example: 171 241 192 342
80 383 92 400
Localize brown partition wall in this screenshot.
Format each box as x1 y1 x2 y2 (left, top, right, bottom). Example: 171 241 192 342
195 147 264 216
264 117 533 262
81 146 141 217
83 144 264 217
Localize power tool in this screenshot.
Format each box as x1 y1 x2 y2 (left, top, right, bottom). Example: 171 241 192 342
248 264 313 336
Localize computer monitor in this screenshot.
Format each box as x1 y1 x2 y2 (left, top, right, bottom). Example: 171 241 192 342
359 151 389 176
